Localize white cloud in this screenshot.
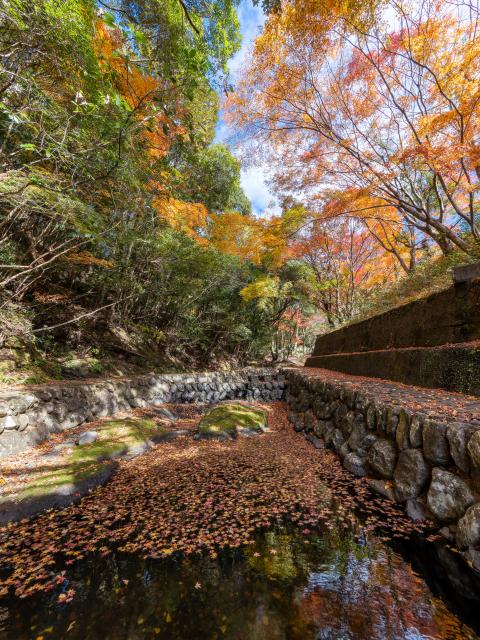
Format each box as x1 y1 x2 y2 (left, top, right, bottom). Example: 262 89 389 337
240 166 280 216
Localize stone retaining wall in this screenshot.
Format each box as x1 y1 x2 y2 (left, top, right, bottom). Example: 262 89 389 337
0 369 286 457
285 368 480 551
305 278 480 395
309 278 480 356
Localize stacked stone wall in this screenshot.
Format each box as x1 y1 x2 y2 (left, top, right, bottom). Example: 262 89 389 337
0 369 285 456
305 278 480 395
285 368 480 551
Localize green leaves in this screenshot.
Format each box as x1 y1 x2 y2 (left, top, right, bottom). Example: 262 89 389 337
102 12 117 28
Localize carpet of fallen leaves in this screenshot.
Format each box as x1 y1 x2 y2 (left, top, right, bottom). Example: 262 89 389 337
301 367 480 422
0 402 428 600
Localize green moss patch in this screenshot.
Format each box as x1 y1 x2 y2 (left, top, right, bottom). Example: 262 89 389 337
72 417 168 464
198 403 268 439
0 416 170 523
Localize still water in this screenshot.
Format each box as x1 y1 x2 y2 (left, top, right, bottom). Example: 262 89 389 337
1 525 479 640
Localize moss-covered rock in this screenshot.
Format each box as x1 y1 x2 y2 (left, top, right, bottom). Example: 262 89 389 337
198 403 268 440
0 416 170 524
72 417 168 462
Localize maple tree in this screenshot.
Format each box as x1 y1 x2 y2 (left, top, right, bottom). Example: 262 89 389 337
293 218 394 327
228 0 480 278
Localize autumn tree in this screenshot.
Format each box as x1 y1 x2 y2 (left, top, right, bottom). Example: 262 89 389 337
292 218 394 327
0 0 286 368
228 0 480 268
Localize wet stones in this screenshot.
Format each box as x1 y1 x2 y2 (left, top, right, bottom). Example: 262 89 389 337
366 478 395 501
427 468 475 522
393 449 431 502
343 452 367 477
368 438 397 479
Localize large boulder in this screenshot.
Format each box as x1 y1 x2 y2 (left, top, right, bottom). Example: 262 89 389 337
393 449 430 502
423 419 451 466
456 503 480 549
447 422 477 474
368 439 398 479
427 468 475 522
198 403 267 440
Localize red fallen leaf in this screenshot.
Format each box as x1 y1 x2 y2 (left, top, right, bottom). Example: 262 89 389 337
0 402 429 598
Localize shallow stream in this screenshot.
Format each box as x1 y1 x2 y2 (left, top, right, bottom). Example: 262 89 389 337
1 523 480 640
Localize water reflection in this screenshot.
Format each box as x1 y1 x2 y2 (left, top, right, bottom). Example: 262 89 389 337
1 527 479 640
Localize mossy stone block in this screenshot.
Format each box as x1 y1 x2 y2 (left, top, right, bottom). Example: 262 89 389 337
198 403 267 439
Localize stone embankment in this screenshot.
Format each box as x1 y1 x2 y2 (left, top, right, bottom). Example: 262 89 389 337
0 369 285 456
285 367 480 555
305 276 480 395
6 362 480 557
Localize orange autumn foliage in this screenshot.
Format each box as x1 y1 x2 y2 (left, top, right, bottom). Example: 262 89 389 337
227 0 480 271
95 20 185 160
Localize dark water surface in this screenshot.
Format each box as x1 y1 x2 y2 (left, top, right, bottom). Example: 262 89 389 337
1 524 480 640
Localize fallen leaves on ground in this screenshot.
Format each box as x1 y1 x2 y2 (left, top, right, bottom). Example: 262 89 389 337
0 402 427 599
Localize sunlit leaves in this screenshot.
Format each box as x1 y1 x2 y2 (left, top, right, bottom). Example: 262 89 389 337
0 402 427 601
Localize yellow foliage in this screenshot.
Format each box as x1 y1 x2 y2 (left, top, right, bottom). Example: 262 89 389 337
154 196 209 240
65 251 114 268
240 276 280 302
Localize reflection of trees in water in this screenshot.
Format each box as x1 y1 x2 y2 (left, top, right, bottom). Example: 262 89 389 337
299 542 477 640
4 528 479 640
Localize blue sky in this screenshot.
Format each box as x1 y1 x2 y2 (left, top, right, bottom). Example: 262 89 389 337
214 0 278 216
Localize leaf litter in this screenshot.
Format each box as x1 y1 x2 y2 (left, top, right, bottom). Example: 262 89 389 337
0 401 428 600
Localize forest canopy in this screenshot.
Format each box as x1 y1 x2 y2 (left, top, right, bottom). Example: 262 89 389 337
1 0 479 378
0 0 316 375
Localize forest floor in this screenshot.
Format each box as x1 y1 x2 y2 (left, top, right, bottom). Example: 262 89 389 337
0 401 429 602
